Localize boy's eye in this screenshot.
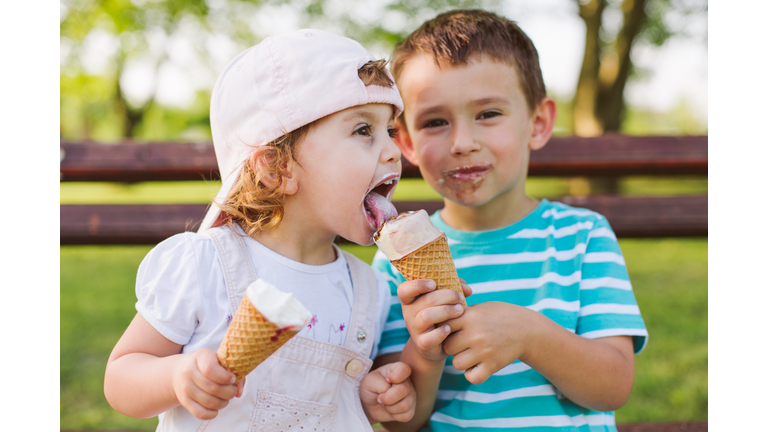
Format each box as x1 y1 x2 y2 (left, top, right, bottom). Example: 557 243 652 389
423 119 448 129
478 110 501 120
354 125 372 136
388 127 399 139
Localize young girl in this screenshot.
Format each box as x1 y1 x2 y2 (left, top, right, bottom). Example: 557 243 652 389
104 29 415 431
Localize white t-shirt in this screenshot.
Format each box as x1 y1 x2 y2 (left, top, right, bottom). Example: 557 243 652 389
135 227 392 360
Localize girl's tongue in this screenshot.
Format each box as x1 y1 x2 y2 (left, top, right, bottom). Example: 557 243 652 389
364 191 398 230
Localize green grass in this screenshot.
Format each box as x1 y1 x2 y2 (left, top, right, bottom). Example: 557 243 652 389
61 239 707 429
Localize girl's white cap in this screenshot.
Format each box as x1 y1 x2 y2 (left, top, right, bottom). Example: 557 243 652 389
199 29 404 232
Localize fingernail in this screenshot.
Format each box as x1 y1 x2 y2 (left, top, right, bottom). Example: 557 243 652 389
427 280 436 290
377 397 383 404
454 304 462 312
444 325 451 333
229 375 236 384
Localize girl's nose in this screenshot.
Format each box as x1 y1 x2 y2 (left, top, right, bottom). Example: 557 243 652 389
382 134 401 164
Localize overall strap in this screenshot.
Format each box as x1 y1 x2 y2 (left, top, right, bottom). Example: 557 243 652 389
342 250 377 358
206 224 259 316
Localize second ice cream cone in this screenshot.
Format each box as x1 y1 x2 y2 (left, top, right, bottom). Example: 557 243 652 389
390 233 466 305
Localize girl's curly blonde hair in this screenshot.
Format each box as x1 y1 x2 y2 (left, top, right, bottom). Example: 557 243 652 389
215 59 394 237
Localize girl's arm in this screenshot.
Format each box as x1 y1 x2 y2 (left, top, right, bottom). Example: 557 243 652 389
104 313 243 420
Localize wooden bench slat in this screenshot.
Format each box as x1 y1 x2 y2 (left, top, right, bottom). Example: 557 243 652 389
59 135 707 182
60 195 707 245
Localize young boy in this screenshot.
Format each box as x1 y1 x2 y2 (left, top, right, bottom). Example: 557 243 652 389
372 10 648 432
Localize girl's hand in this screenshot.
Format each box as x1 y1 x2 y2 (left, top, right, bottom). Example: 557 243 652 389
172 348 244 420
360 361 416 423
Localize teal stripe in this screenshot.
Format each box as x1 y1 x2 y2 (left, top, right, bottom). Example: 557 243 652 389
577 314 646 334
581 262 629 279
439 367 551 392
580 289 638 306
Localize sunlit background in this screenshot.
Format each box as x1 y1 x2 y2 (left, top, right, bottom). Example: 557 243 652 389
60 0 708 430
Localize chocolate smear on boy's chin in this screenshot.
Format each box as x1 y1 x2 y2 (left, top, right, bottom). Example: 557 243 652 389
441 165 490 206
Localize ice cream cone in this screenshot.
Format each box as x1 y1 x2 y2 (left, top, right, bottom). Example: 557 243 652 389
217 284 308 383
389 233 466 305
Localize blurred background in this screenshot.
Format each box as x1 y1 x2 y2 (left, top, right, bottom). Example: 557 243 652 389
60 0 708 429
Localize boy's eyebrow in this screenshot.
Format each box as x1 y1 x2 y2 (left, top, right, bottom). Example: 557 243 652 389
468 96 510 107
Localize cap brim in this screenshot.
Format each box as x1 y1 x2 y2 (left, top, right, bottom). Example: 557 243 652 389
198 166 242 232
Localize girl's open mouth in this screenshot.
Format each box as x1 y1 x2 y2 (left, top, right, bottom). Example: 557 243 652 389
443 163 492 182
363 174 400 230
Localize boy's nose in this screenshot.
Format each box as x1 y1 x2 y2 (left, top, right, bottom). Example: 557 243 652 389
450 123 481 156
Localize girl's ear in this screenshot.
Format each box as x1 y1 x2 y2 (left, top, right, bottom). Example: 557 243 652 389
528 97 557 151
250 149 299 195
393 117 419 166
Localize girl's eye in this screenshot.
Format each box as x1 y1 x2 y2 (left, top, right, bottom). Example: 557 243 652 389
423 119 448 128
388 127 399 139
354 125 372 136
478 110 501 120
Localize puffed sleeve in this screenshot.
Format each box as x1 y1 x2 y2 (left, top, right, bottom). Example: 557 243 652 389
135 233 203 346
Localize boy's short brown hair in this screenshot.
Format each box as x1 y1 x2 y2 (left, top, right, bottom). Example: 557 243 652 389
391 9 546 114
216 60 395 236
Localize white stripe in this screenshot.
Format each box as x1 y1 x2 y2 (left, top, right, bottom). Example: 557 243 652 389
508 221 594 239
528 298 580 313
583 252 625 265
588 227 617 241
471 271 582 294
378 343 406 355
446 237 462 245
430 412 586 428
586 413 615 426
579 303 641 317
454 244 586 269
383 319 406 331
542 207 601 220
437 384 556 403
580 277 632 290
444 361 532 376
581 328 648 339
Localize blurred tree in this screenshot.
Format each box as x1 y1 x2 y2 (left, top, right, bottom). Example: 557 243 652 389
60 0 497 141
572 0 707 136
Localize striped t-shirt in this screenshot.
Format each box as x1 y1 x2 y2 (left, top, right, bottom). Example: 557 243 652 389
372 199 648 432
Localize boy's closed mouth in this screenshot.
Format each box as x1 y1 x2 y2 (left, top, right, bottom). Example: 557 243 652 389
442 163 492 182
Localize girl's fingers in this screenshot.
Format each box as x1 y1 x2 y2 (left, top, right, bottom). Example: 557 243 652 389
384 362 412 385
379 381 411 407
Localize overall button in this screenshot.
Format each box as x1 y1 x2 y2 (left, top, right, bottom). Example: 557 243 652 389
357 331 366 343
346 359 363 377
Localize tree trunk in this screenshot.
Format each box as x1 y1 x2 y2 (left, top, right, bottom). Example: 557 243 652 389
573 0 649 135
573 0 607 137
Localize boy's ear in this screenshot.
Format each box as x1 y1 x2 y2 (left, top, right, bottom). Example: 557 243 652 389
393 117 419 166
528 97 557 151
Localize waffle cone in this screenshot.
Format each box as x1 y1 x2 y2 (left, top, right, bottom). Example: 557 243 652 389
217 295 300 383
391 234 466 305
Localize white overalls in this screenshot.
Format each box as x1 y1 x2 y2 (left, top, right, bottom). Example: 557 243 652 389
158 225 378 432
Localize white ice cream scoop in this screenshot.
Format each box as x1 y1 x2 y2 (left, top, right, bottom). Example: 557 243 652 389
373 209 444 261
246 279 313 329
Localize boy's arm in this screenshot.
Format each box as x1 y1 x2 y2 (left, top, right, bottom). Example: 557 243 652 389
104 313 243 419
442 302 634 411
375 279 471 432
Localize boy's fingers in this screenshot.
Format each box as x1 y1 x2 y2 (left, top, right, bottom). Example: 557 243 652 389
384 362 412 384
397 279 436 305
460 281 473 298
463 364 492 385
414 324 451 353
416 303 464 330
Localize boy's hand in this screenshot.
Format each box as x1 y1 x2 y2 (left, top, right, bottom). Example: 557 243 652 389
172 348 244 420
360 361 416 423
397 279 472 362
442 301 539 385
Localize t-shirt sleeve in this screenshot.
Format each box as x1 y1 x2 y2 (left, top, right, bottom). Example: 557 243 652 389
577 217 649 354
135 233 202 346
372 249 409 357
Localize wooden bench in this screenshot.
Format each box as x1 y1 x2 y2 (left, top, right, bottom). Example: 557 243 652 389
60 135 707 245
59 135 708 431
